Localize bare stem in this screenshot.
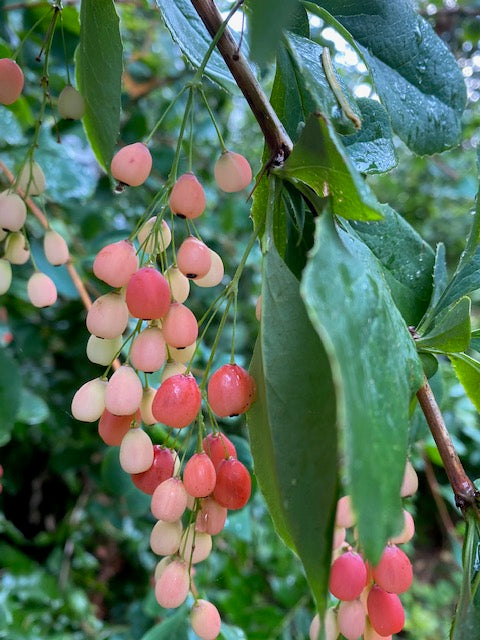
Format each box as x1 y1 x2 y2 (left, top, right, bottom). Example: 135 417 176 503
189 0 292 167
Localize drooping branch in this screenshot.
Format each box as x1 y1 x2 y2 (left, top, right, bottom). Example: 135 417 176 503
189 0 292 167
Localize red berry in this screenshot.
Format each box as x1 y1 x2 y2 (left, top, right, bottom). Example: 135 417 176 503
110 142 152 187
183 452 216 498
0 58 24 105
372 544 413 594
161 302 198 349
125 267 171 319
328 551 367 601
169 173 206 219
202 432 237 470
213 457 251 510
366 585 405 636
207 364 256 417
152 373 201 429
195 497 227 535
131 445 176 494
98 408 138 446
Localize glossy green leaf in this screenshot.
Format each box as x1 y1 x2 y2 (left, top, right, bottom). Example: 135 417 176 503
248 238 338 612
312 0 466 155
301 213 423 562
76 0 122 170
0 349 21 442
350 204 435 326
248 0 300 63
140 606 189 640
470 329 480 354
417 243 448 334
155 0 240 94
417 297 471 354
279 113 384 221
449 354 480 414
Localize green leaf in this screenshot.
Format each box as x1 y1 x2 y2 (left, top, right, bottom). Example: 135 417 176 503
470 329 480 354
155 0 240 93
0 349 21 442
417 297 471 354
76 0 122 170
279 113 384 221
312 0 466 155
248 0 301 64
140 606 189 640
301 213 423 562
350 204 435 326
449 354 480 414
248 238 338 612
17 389 49 425
340 98 396 174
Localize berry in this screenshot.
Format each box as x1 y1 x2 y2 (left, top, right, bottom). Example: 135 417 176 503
119 428 154 474
190 599 222 640
140 386 157 425
202 432 237 470
389 509 415 545
27 272 57 308
161 360 187 381
366 585 405 636
151 477 188 522
328 551 367 601
131 445 176 494
169 173 206 219
0 259 12 295
104 365 143 415
400 459 418 497
86 335 123 366
152 373 201 429
195 497 227 535
18 161 46 196
161 302 198 349
183 452 216 498
332 526 346 550
93 239 139 287
207 364 256 417
165 265 190 303
177 236 211 279
213 457 251 510
337 599 366 640
150 519 183 556
335 495 355 528
130 327 166 373
43 229 69 265
4 231 29 264
71 378 107 422
309 609 338 640
57 85 85 120
125 267 170 319
137 217 171 254
86 292 129 339
181 523 212 564
214 150 252 192
168 341 197 364
98 408 138 446
154 558 189 608
110 142 152 187
0 58 24 105
0 191 27 231
372 544 413 594
194 249 224 288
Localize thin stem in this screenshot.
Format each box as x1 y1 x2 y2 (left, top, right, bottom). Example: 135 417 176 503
144 85 187 144
199 87 227 151
321 47 361 129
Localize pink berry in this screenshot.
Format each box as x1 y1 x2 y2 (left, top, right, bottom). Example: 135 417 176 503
131 445 176 494
151 477 188 522
71 378 107 422
0 58 24 105
152 373 201 429
169 173 206 219
335 495 355 528
328 551 367 601
389 509 415 545
140 386 157 425
43 229 69 265
125 266 170 320
104 365 143 416
119 428 154 474
110 142 152 187
161 302 198 349
194 250 224 288
150 519 183 556
98 408 138 446
309 609 339 640
130 327 167 372
214 150 252 192
0 191 26 231
202 432 237 470
181 523 212 564
400 459 418 497
366 585 405 636
195 497 227 535
154 558 189 608
213 457 251 510
177 236 211 279
183 452 216 498
372 544 413 594
93 240 139 287
27 272 57 308
190 599 221 640
207 364 256 417
86 292 129 339
337 599 366 640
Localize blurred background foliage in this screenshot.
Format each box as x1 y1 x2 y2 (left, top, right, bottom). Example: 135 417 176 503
0 0 479 638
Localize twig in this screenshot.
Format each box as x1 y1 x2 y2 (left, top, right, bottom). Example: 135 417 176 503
189 0 293 167
422 451 460 542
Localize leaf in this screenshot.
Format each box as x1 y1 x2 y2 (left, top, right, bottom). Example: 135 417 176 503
449 354 480 414
417 297 471 354
312 0 466 155
301 213 423 562
140 606 189 640
350 204 435 326
155 0 240 94
470 329 480 354
279 113 384 221
417 243 448 334
340 98 396 174
248 0 301 64
0 349 22 443
76 0 123 170
248 238 338 612
17 389 49 425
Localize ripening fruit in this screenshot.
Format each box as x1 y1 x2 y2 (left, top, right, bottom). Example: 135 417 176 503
119 427 154 474
154 556 172 581
137 217 171 254
57 85 85 120
203 432 237 470
71 377 107 422
190 599 221 640
363 620 393 640
328 551 367 601
332 526 346 550
207 364 256 417
150 518 183 556
400 459 418 497
183 452 216 498
27 272 57 307
98 408 138 446
161 360 187 382
93 240 138 287
43 229 69 265
195 497 227 536
336 495 355 528
140 386 157 425
18 161 46 196
86 334 122 366
154 558 189 608
86 292 129 339
131 445 176 494
194 250 224 288
126 267 170 319
105 365 143 415
161 302 198 349
214 150 252 192
4 231 29 264
177 236 211 280
110 142 152 187
337 599 366 640
152 373 202 429
309 609 339 640
372 544 413 594
0 58 24 105
0 191 27 231
0 259 12 295
165 265 190 303
389 509 415 545
151 477 188 522
213 457 251 510
130 327 166 372
169 173 206 219
169 341 196 364
366 585 405 636
181 523 212 564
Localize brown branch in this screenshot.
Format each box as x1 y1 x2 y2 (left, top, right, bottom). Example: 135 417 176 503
189 0 293 167
416 376 479 514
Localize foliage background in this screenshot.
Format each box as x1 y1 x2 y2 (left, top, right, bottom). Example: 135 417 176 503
0 0 479 638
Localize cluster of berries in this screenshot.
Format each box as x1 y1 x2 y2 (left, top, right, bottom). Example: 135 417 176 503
310 460 418 640
70 137 254 639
